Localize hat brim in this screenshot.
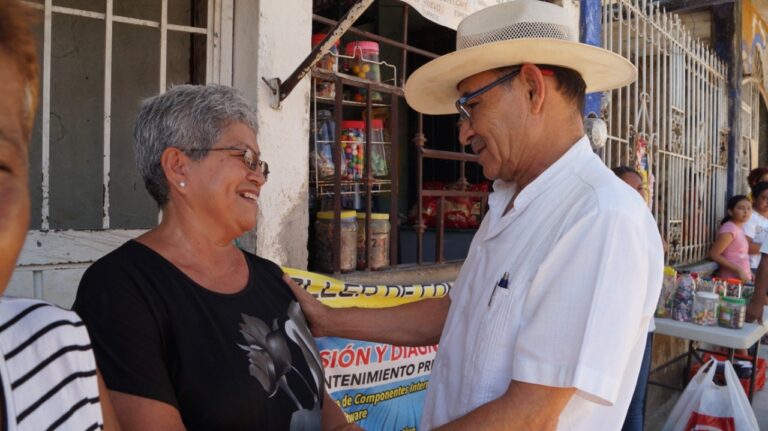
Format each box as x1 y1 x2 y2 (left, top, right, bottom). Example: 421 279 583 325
404 39 637 115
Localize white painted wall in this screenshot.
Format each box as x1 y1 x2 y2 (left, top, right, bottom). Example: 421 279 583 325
234 0 312 269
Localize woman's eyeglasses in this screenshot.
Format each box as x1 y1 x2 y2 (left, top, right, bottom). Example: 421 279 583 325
186 147 269 180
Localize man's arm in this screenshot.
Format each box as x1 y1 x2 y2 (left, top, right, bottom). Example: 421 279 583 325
434 381 575 431
748 252 768 323
284 274 450 346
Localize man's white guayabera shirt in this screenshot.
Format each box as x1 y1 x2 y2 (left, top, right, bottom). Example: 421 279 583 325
420 136 664 431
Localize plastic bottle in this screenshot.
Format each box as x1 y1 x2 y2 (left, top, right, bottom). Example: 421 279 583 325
672 271 696 322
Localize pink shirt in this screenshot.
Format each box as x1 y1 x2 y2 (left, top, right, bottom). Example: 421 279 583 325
717 221 751 279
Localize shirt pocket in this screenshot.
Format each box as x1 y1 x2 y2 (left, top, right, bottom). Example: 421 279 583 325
470 282 521 405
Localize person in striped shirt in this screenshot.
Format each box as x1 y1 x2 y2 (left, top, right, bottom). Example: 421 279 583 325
0 1 119 429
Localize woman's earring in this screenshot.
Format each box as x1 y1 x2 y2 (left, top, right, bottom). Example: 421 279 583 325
180 181 186 188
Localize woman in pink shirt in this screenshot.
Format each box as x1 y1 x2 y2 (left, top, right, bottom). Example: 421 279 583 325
709 195 753 282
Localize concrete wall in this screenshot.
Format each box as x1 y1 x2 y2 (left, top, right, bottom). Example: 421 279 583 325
234 0 312 269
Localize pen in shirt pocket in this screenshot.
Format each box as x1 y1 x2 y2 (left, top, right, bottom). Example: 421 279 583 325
488 272 510 307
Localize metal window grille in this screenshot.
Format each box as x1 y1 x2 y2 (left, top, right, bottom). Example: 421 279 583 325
22 0 231 231
601 0 729 265
15 0 232 302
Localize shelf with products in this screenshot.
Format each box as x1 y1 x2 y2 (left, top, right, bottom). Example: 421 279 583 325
308 51 401 274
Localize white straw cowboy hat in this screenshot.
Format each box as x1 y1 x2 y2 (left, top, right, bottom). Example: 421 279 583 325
404 0 637 115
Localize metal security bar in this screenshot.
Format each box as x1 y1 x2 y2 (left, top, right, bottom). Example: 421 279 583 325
739 78 761 194
22 0 228 230
601 0 728 265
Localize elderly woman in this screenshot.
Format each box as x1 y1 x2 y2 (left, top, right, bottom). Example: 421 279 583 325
74 85 356 431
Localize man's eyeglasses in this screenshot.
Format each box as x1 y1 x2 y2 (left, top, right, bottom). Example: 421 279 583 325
455 67 521 122
186 147 269 180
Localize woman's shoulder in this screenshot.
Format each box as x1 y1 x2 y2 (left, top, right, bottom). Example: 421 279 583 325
719 221 742 233
84 240 162 276
242 251 284 278
0 297 80 324
0 297 92 349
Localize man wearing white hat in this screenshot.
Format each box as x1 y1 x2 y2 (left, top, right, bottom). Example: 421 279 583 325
289 1 664 429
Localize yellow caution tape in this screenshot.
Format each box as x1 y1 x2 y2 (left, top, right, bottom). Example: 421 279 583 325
282 267 451 309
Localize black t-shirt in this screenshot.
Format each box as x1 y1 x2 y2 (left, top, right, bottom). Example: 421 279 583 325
73 241 323 430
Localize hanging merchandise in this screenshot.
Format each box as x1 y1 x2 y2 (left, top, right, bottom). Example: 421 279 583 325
633 134 654 206
661 359 759 431
312 109 335 180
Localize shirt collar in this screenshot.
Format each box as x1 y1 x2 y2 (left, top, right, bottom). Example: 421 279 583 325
487 135 593 219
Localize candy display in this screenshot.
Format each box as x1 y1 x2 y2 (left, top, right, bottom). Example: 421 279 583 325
312 110 335 180
370 119 389 178
672 272 695 322
655 266 678 318
343 41 382 101
313 211 357 273
725 278 743 298
312 34 339 98
340 120 390 180
712 277 727 297
719 296 746 329
356 213 390 270
697 277 714 293
341 121 366 180
692 292 719 326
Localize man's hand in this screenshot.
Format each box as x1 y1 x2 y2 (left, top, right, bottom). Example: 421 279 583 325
434 380 575 431
746 298 765 324
283 273 333 336
738 268 753 283
284 273 449 346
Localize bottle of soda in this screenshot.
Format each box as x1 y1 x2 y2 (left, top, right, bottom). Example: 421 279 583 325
672 271 695 322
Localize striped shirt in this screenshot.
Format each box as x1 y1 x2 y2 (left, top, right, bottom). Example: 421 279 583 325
0 297 103 430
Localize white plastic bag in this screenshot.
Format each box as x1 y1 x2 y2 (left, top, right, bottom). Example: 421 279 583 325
661 358 759 431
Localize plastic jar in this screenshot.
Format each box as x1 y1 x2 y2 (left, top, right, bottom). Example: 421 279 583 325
742 283 755 302
341 121 365 180
312 34 339 98
672 272 695 322
692 292 719 326
314 211 357 273
312 109 335 180
712 277 727 297
725 278 743 298
655 266 678 318
356 213 390 270
719 296 746 329
370 119 389 178
343 41 382 101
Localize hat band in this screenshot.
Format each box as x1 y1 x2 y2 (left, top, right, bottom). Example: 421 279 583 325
457 21 576 50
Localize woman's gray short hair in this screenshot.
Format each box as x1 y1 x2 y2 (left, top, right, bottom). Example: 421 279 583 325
133 84 258 207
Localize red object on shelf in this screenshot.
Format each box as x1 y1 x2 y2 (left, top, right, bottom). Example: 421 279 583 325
688 353 766 395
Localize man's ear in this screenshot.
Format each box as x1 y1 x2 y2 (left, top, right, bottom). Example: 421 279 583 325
160 147 190 193
519 64 547 115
